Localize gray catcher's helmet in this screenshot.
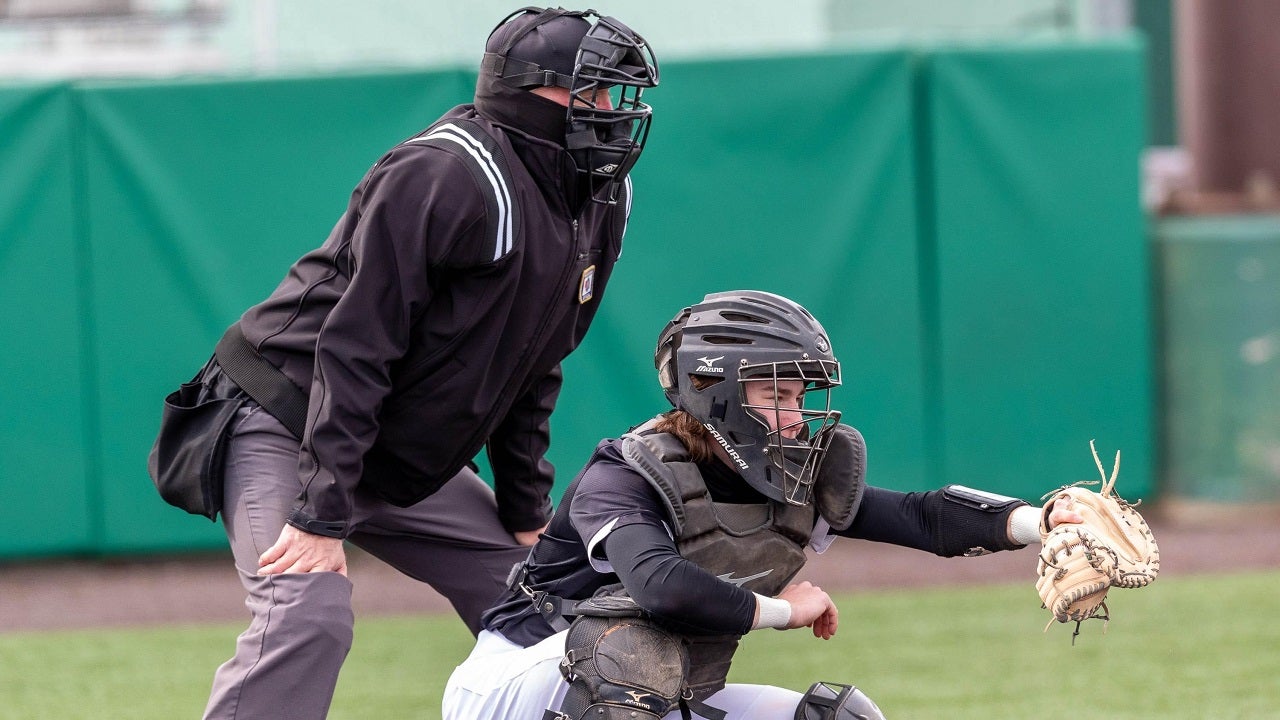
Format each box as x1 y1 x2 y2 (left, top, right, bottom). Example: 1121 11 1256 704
655 290 842 505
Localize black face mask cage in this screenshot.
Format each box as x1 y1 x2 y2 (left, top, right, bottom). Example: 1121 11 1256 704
565 15 659 203
738 359 843 506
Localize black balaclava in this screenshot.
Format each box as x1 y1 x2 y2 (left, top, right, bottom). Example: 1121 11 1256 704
473 80 569 146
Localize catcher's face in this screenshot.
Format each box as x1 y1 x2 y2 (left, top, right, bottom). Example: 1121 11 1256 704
742 378 806 439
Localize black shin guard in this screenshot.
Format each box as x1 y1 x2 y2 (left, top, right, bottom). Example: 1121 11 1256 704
547 610 689 720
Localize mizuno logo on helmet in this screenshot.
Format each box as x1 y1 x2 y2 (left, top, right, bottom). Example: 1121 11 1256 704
696 355 725 373
716 569 773 587
704 423 749 470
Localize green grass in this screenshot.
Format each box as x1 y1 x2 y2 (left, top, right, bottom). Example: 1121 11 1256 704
3 570 1278 719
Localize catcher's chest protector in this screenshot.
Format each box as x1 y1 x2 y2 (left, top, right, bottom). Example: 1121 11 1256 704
620 429 814 699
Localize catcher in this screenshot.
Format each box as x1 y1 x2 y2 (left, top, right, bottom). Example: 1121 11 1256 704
442 290 1147 720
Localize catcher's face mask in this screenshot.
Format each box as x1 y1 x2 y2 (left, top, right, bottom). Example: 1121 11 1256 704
737 363 842 506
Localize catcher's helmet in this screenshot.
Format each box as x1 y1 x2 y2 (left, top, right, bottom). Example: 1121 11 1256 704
480 7 659 202
655 291 842 505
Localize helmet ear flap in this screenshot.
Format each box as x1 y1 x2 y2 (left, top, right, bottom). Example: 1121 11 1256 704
655 307 691 402
658 360 677 396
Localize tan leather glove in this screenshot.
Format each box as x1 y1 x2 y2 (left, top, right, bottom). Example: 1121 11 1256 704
1036 441 1160 639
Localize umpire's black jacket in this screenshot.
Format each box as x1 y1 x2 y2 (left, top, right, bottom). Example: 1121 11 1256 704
233 105 630 539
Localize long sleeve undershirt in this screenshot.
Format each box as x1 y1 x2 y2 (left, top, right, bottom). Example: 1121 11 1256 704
602 521 756 636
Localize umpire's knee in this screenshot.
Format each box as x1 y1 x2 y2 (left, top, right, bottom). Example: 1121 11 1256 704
267 571 356 656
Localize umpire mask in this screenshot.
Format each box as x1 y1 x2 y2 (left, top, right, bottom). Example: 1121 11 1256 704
655 291 843 506
477 6 659 203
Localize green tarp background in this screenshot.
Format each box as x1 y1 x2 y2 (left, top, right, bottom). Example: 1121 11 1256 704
0 39 1152 558
0 83 93 557
921 39 1153 496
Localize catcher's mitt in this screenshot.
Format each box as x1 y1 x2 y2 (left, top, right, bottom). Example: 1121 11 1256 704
1035 441 1160 641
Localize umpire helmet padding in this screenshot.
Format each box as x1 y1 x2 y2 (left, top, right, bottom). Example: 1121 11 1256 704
481 7 592 90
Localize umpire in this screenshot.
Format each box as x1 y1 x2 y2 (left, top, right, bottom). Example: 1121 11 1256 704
147 7 659 719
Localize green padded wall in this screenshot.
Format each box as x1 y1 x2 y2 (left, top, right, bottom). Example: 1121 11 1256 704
922 38 1154 498
77 70 473 552
0 83 93 558
546 50 927 496
0 41 1160 558
1156 215 1280 502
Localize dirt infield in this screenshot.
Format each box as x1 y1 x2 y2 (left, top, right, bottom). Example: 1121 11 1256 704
2 501 1277 633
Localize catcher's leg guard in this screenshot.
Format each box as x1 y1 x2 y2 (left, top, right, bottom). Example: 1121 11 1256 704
545 612 689 720
794 682 886 720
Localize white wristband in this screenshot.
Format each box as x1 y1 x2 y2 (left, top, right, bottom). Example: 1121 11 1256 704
1008 505 1042 545
751 593 792 630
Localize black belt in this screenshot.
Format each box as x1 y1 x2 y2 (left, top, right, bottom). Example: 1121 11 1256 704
214 322 309 439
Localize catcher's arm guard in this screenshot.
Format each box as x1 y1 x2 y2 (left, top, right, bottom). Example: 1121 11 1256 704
1035 441 1160 640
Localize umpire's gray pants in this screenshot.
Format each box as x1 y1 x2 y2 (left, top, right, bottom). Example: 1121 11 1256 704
203 402 531 720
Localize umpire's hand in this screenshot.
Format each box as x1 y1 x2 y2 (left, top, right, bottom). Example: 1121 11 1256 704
513 523 549 547
258 524 349 576
778 581 839 640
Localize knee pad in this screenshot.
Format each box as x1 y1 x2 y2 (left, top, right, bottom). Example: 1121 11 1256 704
548 610 689 720
795 682 886 720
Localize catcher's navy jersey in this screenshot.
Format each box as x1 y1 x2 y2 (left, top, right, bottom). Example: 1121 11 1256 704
481 437 761 645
